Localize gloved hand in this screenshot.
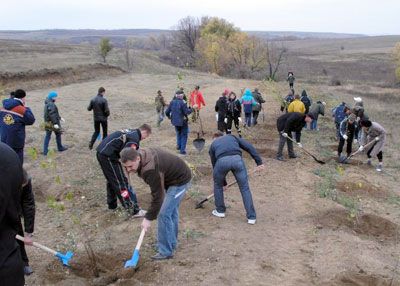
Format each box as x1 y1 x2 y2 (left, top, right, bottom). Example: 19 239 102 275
358 145 364 152
60 117 65 123
282 132 288 138
297 143 303 148
353 139 358 144
342 134 348 140
53 124 60 130
215 113 219 121
238 117 242 123
375 136 380 141
224 118 228 124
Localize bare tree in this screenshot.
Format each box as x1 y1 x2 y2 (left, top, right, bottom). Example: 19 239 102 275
124 38 135 71
265 41 287 81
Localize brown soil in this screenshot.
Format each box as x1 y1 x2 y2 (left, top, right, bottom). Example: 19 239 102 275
336 180 389 198
317 209 399 243
329 271 398 286
255 146 277 157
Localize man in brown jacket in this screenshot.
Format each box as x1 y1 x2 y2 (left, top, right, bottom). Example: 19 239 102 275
120 147 192 260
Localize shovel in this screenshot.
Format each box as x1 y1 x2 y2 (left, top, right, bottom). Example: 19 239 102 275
339 139 377 164
124 229 146 268
285 135 325 164
195 169 258 209
193 112 206 152
16 234 74 266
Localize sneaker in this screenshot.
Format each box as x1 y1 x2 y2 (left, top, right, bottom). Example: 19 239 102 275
151 253 173 260
132 209 147 218
212 209 225 218
247 219 256 225
376 164 382 172
276 156 284 161
179 151 187 155
24 266 33 276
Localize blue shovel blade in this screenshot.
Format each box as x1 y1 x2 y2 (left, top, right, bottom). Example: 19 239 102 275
96 134 101 141
124 249 140 268
55 251 74 266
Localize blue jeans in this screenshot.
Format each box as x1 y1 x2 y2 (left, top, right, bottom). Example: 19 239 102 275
157 182 190 256
310 119 318 130
175 125 189 153
43 130 63 155
244 113 252 127
213 155 256 220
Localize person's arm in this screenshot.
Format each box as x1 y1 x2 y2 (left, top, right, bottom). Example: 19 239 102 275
87 99 93 111
320 104 325 116
209 145 217 168
215 100 219 112
165 104 171 119
143 170 165 220
237 137 263 165
339 119 347 138
259 95 266 103
21 179 35 234
104 99 110 117
23 107 35 126
182 102 192 115
199 93 206 107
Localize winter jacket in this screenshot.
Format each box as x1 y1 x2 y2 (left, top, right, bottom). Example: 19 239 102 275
0 98 35 149
239 89 258 114
300 90 312 114
0 142 24 268
189 90 206 109
276 112 306 143
44 98 61 127
332 102 347 124
137 148 192 220
281 93 295 111
97 129 143 159
215 96 228 119
155 94 167 113
252 91 265 112
165 97 192 127
360 122 386 157
339 116 357 138
287 99 306 114
309 101 325 120
226 97 242 118
87 94 110 122
209 135 263 167
287 75 295 84
21 179 35 234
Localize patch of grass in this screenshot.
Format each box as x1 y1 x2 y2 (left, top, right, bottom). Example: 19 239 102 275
184 228 205 240
46 196 65 212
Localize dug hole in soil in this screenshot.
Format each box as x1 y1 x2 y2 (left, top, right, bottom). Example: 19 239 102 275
336 179 389 199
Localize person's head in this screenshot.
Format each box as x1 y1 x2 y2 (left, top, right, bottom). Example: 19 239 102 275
305 113 314 123
157 90 162 95
344 106 351 115
294 94 300 100
348 113 356 124
98 87 106 95
47 91 58 101
243 88 252 97
120 148 141 174
222 89 230 97
14 89 26 99
213 131 224 139
195 85 200 90
229 92 236 100
360 119 372 130
10 91 15 98
139 124 152 139
254 88 259 93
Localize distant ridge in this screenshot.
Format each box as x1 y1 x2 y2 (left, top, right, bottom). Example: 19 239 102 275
248 31 366 40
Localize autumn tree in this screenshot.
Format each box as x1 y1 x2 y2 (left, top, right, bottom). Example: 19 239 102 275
99 38 113 63
265 41 287 81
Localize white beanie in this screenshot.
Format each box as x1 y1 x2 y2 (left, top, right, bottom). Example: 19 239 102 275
353 97 362 103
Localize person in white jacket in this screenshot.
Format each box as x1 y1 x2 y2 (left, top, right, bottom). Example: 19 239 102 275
358 120 386 172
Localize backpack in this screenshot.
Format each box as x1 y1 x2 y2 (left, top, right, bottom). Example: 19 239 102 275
334 104 347 123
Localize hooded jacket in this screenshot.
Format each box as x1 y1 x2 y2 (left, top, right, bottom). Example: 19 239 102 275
0 98 35 149
189 90 206 109
300 90 312 113
88 94 110 122
240 89 257 114
215 96 228 118
226 96 242 118
165 97 192 127
309 101 325 120
277 112 306 142
0 143 24 269
137 148 192 220
44 98 61 127
97 129 142 159
287 99 306 114
252 91 265 112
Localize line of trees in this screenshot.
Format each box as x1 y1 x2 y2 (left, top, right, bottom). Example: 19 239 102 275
163 16 287 80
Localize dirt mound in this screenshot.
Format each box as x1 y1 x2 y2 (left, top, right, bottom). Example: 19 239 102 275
317 209 399 243
0 63 125 90
329 271 396 286
336 180 388 198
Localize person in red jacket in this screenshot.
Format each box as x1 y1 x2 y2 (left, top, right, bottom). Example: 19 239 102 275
189 85 206 122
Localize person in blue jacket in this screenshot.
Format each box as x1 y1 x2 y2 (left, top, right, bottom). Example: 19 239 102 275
165 90 192 155
239 88 258 127
0 89 35 164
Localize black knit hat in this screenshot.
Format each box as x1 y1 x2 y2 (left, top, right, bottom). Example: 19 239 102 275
14 89 26 99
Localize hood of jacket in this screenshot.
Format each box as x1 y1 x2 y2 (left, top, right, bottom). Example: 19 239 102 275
2 98 23 110
241 89 253 101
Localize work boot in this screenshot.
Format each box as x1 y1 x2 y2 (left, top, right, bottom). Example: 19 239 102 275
289 154 297 159
58 146 68 152
151 253 173 260
24 265 33 276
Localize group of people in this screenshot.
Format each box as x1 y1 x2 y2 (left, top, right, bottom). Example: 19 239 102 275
0 77 388 284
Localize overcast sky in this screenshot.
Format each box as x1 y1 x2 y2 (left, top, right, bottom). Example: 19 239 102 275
2 0 399 35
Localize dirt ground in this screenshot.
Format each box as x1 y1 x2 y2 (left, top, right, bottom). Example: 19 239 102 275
9 67 396 286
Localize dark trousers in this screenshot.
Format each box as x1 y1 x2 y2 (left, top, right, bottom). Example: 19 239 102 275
367 142 383 162
277 133 295 157
244 112 252 127
96 153 138 210
217 119 226 132
252 111 260 126
17 222 29 266
43 130 63 155
90 120 108 147
226 116 241 136
338 132 354 156
175 125 189 153
0 248 24 286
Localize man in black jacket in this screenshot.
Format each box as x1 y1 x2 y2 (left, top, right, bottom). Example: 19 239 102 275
215 89 229 132
0 143 25 286
96 124 151 214
276 112 313 161
209 132 265 225
226 92 242 137
88 87 110 150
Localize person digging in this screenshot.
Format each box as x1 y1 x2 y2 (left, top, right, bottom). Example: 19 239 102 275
120 147 192 260
209 131 265 225
338 113 357 163
358 120 386 172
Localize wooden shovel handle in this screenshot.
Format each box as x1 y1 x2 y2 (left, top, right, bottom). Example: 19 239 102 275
135 229 146 251
16 234 57 255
